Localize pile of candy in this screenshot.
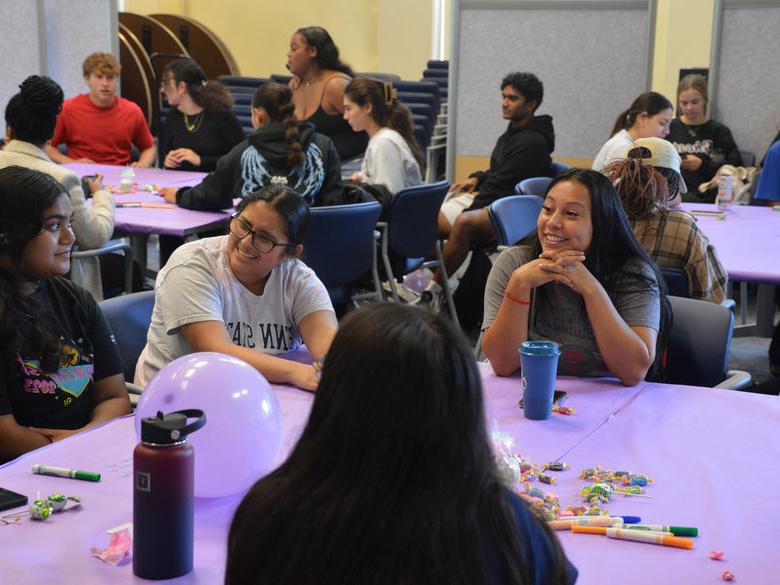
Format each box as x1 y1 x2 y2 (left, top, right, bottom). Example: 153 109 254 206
0 493 80 524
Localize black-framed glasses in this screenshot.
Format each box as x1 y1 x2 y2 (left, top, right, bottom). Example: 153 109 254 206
229 214 295 254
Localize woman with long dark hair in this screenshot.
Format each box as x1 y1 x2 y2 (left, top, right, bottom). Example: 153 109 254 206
592 92 673 171
226 302 577 584
343 77 424 194
286 26 367 161
162 82 343 210
159 58 244 172
0 166 130 462
482 168 669 385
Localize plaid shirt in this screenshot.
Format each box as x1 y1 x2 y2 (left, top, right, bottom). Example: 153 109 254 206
630 210 728 303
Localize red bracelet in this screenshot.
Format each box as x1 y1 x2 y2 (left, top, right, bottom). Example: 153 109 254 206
504 289 530 305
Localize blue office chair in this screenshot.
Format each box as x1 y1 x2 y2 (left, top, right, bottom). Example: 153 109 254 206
488 195 543 247
99 290 155 400
516 176 553 196
551 161 571 176
660 267 689 298
302 201 383 310
378 180 459 327
665 296 750 389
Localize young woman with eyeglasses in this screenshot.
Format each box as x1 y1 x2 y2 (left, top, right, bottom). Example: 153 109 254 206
135 185 337 391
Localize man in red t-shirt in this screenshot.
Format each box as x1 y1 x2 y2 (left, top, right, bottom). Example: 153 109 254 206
46 52 156 167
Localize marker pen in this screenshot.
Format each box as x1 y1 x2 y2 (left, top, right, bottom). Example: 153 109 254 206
612 523 698 537
32 464 101 482
571 525 694 549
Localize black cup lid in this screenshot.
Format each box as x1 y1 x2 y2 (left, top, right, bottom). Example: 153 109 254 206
140 409 206 445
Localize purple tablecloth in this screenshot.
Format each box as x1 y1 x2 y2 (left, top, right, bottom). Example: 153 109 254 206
679 203 780 284
64 163 231 238
2 363 778 584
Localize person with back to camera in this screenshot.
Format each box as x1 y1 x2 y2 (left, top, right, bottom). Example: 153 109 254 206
0 75 129 301
136 185 338 392
419 72 555 311
287 26 368 163
482 169 669 386
226 302 578 585
158 58 245 172
0 166 130 463
45 52 156 167
592 91 673 171
604 137 728 304
161 83 343 211
667 74 742 203
343 77 424 195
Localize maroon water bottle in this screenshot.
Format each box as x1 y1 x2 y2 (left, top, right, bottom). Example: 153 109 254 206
133 409 206 580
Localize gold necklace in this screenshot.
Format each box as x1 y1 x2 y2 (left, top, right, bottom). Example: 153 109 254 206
183 111 204 133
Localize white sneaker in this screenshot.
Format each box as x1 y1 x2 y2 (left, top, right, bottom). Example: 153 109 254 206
415 289 443 313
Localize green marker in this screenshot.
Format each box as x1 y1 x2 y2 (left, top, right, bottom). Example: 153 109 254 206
32 464 101 482
614 523 697 537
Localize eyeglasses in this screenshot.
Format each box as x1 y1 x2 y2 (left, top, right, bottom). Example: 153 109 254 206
229 214 295 254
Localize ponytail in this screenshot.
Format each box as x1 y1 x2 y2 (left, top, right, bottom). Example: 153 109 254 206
346 78 426 173
609 92 673 137
252 83 304 168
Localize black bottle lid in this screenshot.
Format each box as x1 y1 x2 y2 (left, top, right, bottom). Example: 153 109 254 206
140 409 206 445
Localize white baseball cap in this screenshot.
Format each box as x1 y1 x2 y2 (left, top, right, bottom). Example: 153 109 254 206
614 137 687 193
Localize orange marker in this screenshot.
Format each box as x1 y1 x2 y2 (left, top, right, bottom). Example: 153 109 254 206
571 525 694 549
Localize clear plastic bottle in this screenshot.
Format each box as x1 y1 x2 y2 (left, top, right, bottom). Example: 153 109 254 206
133 410 206 580
118 167 135 193
717 173 734 211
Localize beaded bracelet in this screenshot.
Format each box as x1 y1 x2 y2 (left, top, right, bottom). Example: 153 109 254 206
504 289 531 306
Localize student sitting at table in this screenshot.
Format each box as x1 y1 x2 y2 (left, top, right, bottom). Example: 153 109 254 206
0 75 140 300
604 137 728 304
0 166 131 463
159 58 245 172
592 92 673 171
342 77 423 195
136 185 337 391
667 74 742 203
226 302 577 585
161 83 344 211
482 168 669 385
44 52 156 167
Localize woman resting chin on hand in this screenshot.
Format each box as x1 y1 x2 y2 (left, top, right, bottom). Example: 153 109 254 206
482 168 669 386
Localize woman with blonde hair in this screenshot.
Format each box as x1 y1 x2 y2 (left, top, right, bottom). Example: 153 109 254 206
667 74 742 202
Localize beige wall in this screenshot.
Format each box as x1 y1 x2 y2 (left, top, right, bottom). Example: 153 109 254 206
377 0 432 79
651 0 715 107
123 0 433 79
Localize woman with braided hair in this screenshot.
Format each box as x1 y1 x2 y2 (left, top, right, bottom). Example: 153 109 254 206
159 58 244 172
343 77 423 194
603 137 728 304
162 82 344 211
0 75 140 300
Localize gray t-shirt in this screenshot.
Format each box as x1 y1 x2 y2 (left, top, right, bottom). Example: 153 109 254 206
135 236 333 386
483 245 660 377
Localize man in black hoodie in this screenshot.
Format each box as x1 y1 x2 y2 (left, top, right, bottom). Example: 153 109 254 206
421 72 555 311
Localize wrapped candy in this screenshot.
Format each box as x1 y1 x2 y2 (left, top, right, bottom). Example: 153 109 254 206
721 570 735 581
622 474 652 487
29 499 50 521
538 473 556 485
544 461 569 472
580 483 614 505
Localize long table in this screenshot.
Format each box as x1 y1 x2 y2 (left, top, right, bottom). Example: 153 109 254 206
1 364 778 584
680 202 780 336
64 164 229 268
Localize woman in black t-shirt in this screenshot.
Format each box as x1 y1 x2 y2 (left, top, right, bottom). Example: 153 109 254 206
0 166 130 463
159 58 244 172
667 74 742 202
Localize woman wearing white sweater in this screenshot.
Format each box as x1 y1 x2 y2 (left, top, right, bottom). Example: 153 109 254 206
343 78 423 195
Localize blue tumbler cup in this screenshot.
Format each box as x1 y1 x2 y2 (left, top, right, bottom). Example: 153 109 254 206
519 341 561 420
